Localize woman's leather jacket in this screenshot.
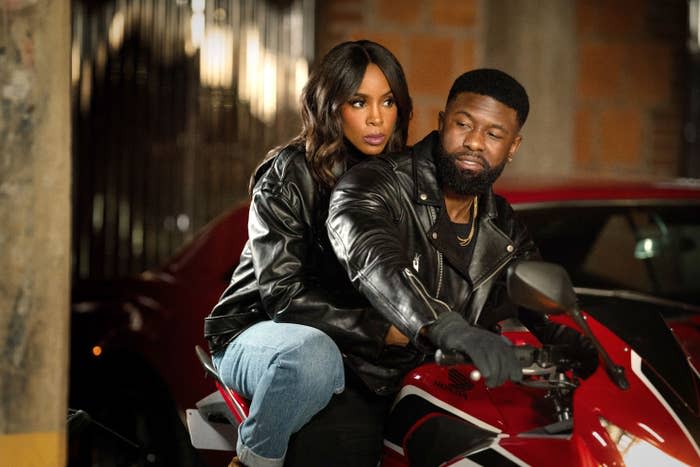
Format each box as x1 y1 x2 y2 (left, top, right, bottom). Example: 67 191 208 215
204 144 393 366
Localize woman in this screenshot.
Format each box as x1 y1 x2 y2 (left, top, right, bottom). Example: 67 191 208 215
204 40 412 467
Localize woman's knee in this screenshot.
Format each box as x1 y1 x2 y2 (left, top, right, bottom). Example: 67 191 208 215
278 327 344 394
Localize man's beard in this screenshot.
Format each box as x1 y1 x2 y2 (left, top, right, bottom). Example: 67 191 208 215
435 141 507 196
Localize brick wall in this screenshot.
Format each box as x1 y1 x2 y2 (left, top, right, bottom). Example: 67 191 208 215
316 0 481 144
316 0 688 178
574 0 687 178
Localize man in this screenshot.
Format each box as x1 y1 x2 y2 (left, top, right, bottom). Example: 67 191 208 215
327 68 597 393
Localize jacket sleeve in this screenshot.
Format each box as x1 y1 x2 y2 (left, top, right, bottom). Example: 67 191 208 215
248 159 391 361
326 162 450 350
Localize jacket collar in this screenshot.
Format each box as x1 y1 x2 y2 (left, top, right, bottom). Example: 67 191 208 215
411 131 500 220
411 131 443 207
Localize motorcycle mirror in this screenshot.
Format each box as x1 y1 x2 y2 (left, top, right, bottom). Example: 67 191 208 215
508 261 630 390
507 261 577 315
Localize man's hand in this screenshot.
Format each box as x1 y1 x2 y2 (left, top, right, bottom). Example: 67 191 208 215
385 325 410 346
426 312 522 387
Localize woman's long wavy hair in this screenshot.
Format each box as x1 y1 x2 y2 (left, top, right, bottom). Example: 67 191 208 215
251 40 412 191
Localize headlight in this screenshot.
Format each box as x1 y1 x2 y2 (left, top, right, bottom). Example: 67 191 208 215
599 417 689 467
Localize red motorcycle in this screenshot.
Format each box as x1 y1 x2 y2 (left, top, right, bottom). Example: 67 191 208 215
187 261 700 466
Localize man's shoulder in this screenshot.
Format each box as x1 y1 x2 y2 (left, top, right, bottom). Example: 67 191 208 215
486 190 520 226
343 130 438 179
387 131 438 174
339 148 413 185
491 191 515 211
379 148 414 171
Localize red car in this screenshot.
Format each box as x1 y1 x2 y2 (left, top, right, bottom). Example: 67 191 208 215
68 178 700 466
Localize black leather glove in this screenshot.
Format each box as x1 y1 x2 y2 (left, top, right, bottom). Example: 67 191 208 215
425 312 523 388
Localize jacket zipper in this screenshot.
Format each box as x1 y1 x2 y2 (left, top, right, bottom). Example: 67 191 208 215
436 252 444 298
427 206 444 298
403 268 451 319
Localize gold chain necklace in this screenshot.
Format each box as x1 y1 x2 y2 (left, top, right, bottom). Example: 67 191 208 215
456 195 478 247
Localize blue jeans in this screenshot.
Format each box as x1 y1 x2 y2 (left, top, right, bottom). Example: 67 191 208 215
213 321 345 467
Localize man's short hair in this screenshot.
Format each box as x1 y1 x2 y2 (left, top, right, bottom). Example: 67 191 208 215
446 69 529 127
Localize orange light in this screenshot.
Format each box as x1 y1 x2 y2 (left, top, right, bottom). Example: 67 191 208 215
92 346 102 357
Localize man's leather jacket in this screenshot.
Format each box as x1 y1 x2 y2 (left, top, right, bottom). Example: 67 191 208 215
204 144 393 366
327 131 544 363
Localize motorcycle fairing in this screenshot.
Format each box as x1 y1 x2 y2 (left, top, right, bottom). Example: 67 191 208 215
446 441 527 466
384 384 501 455
395 383 502 432
404 414 499 467
382 312 700 466
569 315 700 466
384 384 533 467
578 295 699 415
630 351 700 459
486 436 586 467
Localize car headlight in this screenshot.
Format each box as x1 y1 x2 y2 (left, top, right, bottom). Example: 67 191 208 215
599 417 689 467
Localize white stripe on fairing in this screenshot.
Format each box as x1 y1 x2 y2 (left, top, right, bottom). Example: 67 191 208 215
383 439 404 455
445 438 530 467
442 443 493 466
630 351 700 458
395 385 502 433
445 457 482 466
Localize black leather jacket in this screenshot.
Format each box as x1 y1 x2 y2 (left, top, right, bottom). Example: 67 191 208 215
327 132 549 371
206 135 594 395
204 143 393 365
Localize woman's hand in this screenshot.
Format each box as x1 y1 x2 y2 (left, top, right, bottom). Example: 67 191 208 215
385 325 410 346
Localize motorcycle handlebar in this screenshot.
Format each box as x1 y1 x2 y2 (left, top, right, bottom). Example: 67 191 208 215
434 348 467 366
435 345 540 382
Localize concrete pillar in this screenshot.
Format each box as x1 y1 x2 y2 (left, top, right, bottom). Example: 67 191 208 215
483 0 576 176
0 1 71 465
